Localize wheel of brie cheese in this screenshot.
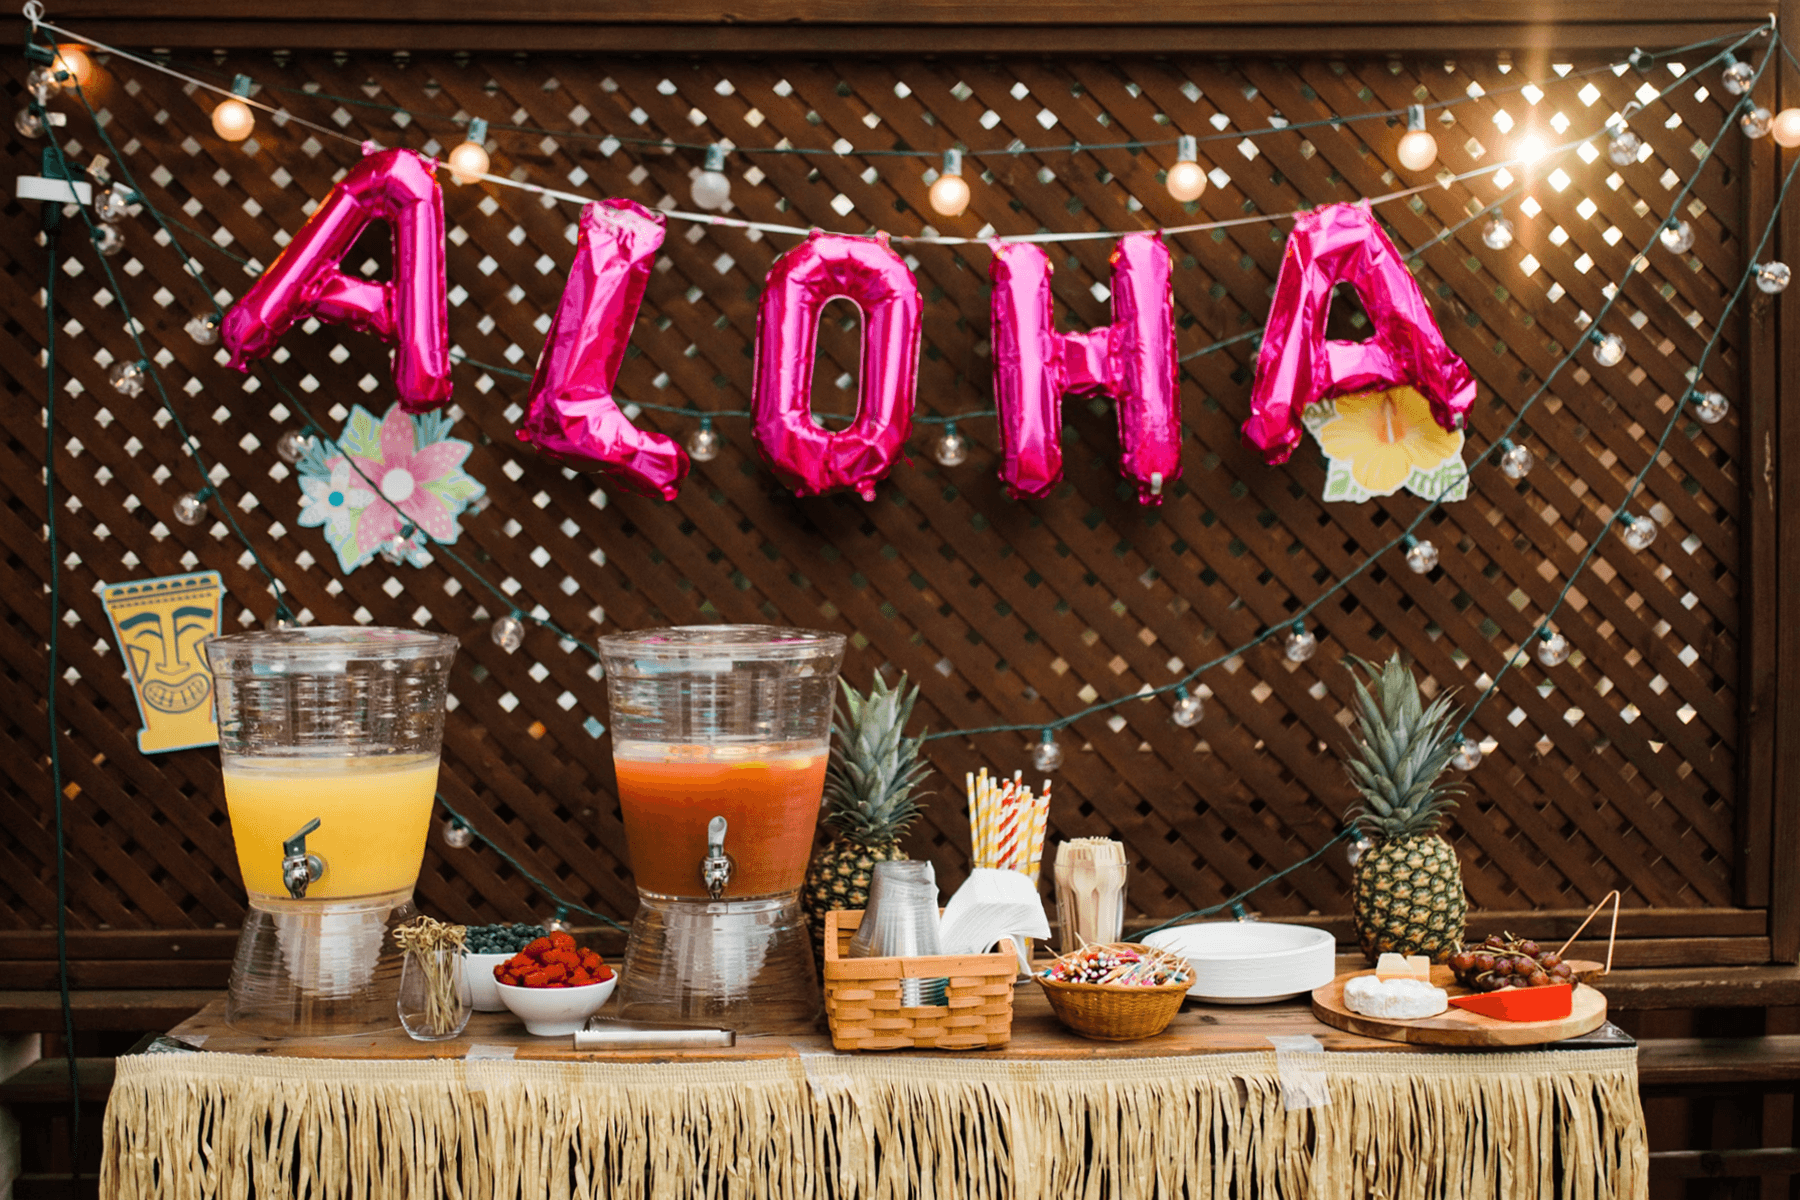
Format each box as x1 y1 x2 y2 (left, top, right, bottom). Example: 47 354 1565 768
1342 974 1449 1020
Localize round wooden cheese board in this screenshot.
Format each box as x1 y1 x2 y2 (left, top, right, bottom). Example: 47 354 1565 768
1310 965 1607 1047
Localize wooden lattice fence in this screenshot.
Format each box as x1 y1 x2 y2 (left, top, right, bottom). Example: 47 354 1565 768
0 38 1774 983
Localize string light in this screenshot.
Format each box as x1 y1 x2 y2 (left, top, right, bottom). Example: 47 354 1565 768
544 906 573 934
91 222 124 257
1450 736 1483 772
95 182 140 223
491 612 526 652
1283 621 1318 663
107 359 145 396
928 148 971 218
442 818 474 850
210 74 255 142
1756 261 1792 293
1721 55 1757 95
446 117 490 185
1618 511 1658 551
691 143 732 212
1166 134 1208 203
1402 535 1439 574
1481 214 1515 250
1589 330 1626 367
185 314 220 345
1742 106 1774 139
51 46 92 90
1031 728 1064 773
171 490 208 526
685 416 722 462
1534 627 1572 667
1774 108 1800 147
1497 439 1535 480
1396 104 1438 172
932 421 969 467
13 108 44 138
1689 388 1730 424
1346 835 1375 869
1659 219 1696 253
275 429 313 464
1606 117 1643 167
1170 685 1204 728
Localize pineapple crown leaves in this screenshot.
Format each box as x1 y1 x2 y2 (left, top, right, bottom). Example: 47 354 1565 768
822 671 932 840
1340 652 1466 839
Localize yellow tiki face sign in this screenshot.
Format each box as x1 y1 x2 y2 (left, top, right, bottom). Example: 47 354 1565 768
101 571 225 754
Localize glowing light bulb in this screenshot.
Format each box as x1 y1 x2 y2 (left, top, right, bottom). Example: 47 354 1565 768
1607 127 1643 167
1403 537 1439 574
1690 389 1730 425
212 98 254 141
686 418 722 462
108 360 146 397
1620 513 1658 551
492 613 526 652
442 819 473 850
1516 133 1549 164
186 315 220 345
1346 836 1374 869
1167 134 1207 203
1742 106 1774 139
96 183 140 224
1756 261 1791 294
1722 58 1756 96
447 117 490 185
1451 736 1483 771
1589 331 1625 368
1659 220 1695 254
1031 729 1064 773
14 108 44 139
1171 686 1204 728
691 143 732 211
1535 629 1571 667
929 148 971 218
172 491 207 526
1283 622 1318 663
932 423 968 467
1482 215 1514 250
53 47 92 89
275 429 314 464
1497 439 1535 480
92 223 125 257
1396 105 1438 172
1774 108 1800 148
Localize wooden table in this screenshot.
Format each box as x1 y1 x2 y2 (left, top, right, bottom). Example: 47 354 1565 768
102 987 1648 1199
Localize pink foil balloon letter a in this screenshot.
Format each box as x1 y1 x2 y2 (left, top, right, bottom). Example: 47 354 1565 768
752 231 921 501
989 234 1181 504
516 199 688 501
1242 201 1476 465
223 147 452 413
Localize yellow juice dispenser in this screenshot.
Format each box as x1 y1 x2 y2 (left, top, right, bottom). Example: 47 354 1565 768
204 627 458 1036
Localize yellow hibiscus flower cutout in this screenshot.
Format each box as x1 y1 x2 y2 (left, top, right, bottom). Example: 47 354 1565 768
1314 385 1464 498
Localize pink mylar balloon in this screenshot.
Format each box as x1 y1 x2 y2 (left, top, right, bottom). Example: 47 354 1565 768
223 147 451 413
752 230 921 501
1242 201 1476 465
516 199 689 501
988 234 1181 504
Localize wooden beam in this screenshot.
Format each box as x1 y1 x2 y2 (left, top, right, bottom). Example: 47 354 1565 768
1647 1149 1800 1178
1771 0 1800 964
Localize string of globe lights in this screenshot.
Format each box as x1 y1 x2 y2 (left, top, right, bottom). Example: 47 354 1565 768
22 17 1793 923
26 15 1784 759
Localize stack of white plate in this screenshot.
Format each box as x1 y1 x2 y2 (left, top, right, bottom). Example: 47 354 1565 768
1141 922 1336 1004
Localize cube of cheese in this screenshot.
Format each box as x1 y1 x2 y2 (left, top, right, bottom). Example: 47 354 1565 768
1373 953 1432 982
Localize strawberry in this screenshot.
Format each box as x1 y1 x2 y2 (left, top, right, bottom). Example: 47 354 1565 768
522 969 550 987
549 931 576 952
523 937 553 958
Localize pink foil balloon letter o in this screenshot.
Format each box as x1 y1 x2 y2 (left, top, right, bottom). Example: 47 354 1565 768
752 231 922 501
1241 201 1476 465
989 234 1182 504
516 199 689 501
223 147 452 413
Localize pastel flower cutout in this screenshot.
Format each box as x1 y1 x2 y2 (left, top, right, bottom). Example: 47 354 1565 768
1315 385 1463 497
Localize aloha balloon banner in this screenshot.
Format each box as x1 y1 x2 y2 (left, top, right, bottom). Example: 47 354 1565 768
223 146 452 413
1241 201 1476 467
989 234 1181 503
751 230 921 501
516 199 689 501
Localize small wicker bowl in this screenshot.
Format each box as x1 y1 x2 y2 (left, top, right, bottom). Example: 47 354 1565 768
1034 942 1192 1042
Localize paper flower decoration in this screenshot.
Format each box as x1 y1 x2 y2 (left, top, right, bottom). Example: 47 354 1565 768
296 403 484 573
1303 385 1468 504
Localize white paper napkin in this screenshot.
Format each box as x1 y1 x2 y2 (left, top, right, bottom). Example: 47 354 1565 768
939 868 1052 974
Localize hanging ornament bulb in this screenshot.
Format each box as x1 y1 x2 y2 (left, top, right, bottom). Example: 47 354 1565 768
108 359 146 397
211 74 256 142
1606 124 1643 167
1346 834 1375 870
544 907 573 935
172 491 207 526
1170 685 1204 728
1450 735 1483 772
1402 535 1439 575
447 116 490 185
1031 728 1065 772
1742 106 1774 139
1589 330 1625 368
1166 134 1208 203
1658 220 1695 254
691 142 733 211
442 818 474 850
1283 621 1318 664
186 313 221 345
1535 627 1572 667
1689 388 1730 425
686 416 722 463
1396 104 1438 173
1481 214 1515 250
1721 56 1757 96
1756 261 1792 294
929 148 971 218
92 222 125 257
1497 438 1535 480
275 429 314 464
1619 511 1658 551
932 421 969 467
492 612 526 653
95 183 141 224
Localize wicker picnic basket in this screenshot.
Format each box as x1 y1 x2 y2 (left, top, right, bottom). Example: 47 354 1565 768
1034 942 1192 1041
821 909 1016 1051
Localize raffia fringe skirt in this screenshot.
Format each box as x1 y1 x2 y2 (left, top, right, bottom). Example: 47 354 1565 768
102 1046 1644 1199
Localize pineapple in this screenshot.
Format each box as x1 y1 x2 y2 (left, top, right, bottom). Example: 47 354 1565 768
802 672 931 959
1342 652 1468 963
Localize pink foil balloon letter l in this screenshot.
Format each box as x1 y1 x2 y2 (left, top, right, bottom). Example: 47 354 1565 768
515 199 689 502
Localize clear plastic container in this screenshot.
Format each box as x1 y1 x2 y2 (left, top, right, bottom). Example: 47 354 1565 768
204 627 458 1036
600 625 844 1031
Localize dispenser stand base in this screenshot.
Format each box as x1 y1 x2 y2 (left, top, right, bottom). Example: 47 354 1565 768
226 890 415 1037
618 891 821 1033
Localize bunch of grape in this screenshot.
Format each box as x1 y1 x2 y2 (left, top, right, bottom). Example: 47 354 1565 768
463 923 549 955
1447 933 1575 992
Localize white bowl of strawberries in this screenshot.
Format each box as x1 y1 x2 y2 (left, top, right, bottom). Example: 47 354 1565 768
492 931 617 1036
